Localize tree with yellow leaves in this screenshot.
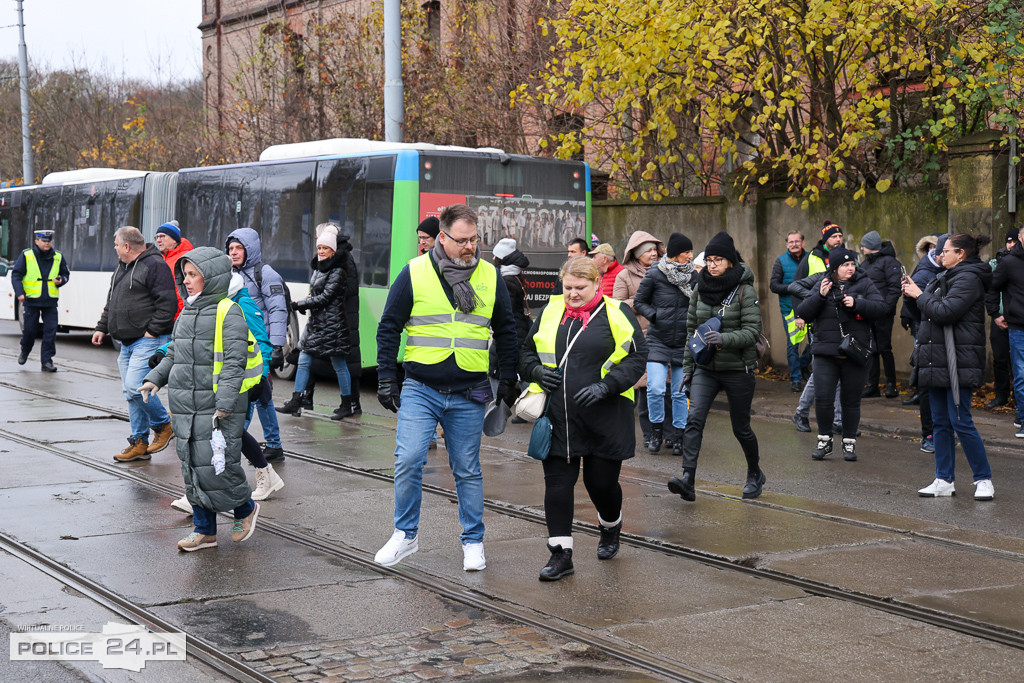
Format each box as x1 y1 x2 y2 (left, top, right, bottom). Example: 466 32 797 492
517 0 1024 204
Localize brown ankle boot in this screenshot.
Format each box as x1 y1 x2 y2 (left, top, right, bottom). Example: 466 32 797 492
114 438 150 462
147 422 174 454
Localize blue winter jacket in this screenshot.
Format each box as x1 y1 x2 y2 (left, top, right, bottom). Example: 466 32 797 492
225 227 289 347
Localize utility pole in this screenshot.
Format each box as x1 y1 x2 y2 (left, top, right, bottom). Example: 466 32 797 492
383 0 403 142
17 0 34 184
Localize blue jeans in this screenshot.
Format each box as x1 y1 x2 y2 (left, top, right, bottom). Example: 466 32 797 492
191 499 255 536
20 303 58 365
1009 328 1024 423
928 388 992 482
246 375 281 449
785 324 812 383
646 362 687 430
392 378 485 544
118 335 171 442
294 352 351 396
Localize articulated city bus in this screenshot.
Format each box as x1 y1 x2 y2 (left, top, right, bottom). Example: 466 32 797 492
0 139 592 372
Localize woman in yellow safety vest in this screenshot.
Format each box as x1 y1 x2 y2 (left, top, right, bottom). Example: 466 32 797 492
519 256 647 582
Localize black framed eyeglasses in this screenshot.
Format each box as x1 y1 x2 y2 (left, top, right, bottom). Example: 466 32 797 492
441 231 480 247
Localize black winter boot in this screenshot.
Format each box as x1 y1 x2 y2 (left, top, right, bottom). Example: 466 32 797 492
667 469 696 501
538 544 574 581
300 385 315 409
885 382 899 398
332 396 355 420
648 425 664 453
350 394 362 416
597 522 622 560
842 437 857 461
276 392 304 416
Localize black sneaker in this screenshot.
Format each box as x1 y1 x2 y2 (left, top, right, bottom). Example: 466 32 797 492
17 351 28 365
538 545 574 581
263 446 285 462
792 414 811 432
812 435 833 460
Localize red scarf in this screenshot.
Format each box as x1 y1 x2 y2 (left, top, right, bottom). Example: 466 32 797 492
561 292 603 329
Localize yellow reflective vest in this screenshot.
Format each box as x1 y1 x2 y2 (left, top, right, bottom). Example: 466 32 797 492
403 254 497 372
21 249 62 299
527 295 636 401
212 298 264 394
784 310 807 344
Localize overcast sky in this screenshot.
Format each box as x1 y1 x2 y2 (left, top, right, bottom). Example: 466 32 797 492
0 1 203 83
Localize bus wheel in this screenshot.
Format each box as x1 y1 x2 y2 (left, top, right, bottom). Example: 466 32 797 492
272 311 299 381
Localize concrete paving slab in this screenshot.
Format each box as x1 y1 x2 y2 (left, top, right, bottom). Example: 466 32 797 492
763 538 1024 631
0 449 116 489
153 580 481 650
609 595 1024 681
30 526 373 607
425 535 806 629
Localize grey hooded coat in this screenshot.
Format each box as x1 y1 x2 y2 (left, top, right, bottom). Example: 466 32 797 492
225 227 289 347
145 247 253 512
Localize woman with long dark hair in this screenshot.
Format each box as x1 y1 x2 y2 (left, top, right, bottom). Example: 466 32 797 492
903 233 995 500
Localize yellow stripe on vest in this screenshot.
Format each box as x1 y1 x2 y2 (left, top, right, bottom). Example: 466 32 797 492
213 298 264 394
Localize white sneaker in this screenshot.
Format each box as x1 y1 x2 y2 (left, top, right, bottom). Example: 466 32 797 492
463 542 486 571
252 465 284 501
974 479 994 501
374 529 418 566
170 495 193 514
918 478 956 497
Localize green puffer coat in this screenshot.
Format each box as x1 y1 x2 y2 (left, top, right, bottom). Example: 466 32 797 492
144 246 252 512
683 263 763 374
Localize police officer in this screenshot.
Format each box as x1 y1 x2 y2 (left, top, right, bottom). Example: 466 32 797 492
373 204 520 571
12 229 70 372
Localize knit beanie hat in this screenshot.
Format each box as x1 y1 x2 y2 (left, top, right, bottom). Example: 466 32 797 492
666 232 693 258
1006 227 1020 245
860 230 882 251
316 224 339 251
417 216 440 239
632 241 656 261
822 223 842 242
156 220 181 244
492 237 517 260
703 231 739 264
828 247 857 272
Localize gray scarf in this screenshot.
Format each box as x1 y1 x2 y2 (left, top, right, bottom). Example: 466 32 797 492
431 241 481 314
657 254 695 296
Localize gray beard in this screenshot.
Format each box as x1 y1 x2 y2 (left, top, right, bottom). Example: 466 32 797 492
455 255 479 268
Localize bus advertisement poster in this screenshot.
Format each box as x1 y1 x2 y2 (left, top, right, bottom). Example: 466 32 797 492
521 268 560 308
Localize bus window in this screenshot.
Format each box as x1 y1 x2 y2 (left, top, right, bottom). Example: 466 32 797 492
262 161 315 282
363 179 393 287
176 170 225 248
315 156 365 271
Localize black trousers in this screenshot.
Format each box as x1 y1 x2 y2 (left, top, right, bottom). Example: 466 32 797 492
813 355 867 438
20 303 58 365
542 454 623 538
680 368 759 474
867 315 896 387
991 320 1011 399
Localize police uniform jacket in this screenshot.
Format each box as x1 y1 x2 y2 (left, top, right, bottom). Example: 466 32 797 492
11 243 71 307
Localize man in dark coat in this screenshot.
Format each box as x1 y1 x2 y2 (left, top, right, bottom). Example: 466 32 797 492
92 226 177 461
858 230 903 398
983 228 1019 408
769 230 810 391
11 228 70 372
989 222 1024 434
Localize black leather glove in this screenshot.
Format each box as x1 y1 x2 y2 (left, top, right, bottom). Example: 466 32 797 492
377 378 401 412
900 319 912 331
290 300 307 313
703 329 723 345
530 365 562 391
681 372 693 397
270 346 284 371
573 381 610 408
498 379 519 407
148 350 166 369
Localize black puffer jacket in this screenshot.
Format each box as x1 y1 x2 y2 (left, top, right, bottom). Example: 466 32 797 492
519 299 647 461
858 242 903 313
633 263 694 365
908 258 991 390
990 243 1024 330
295 249 350 358
796 269 886 356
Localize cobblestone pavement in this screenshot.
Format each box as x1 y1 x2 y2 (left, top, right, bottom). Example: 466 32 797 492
236 615 645 682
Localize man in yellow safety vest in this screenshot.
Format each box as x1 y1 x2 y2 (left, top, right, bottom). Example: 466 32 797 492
374 204 520 572
12 229 70 371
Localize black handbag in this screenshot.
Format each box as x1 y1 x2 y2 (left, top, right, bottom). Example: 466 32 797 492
688 285 741 366
837 317 871 366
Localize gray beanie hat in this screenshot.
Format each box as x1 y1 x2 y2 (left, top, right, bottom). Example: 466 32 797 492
860 230 882 251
